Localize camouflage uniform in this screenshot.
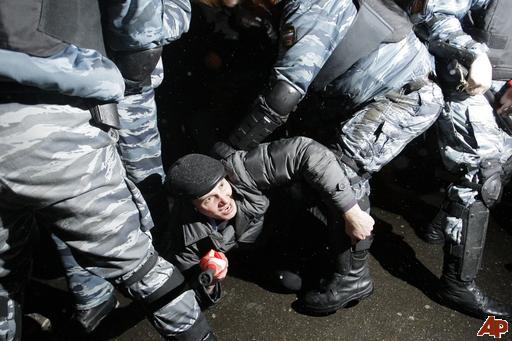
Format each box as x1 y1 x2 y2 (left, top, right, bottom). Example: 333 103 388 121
410 0 512 319
411 0 512 243
225 0 442 314
230 0 444 200
51 0 191 328
0 1 214 340
53 61 169 318
117 60 166 185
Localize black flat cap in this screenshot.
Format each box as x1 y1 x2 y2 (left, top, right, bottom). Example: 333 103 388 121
167 154 226 199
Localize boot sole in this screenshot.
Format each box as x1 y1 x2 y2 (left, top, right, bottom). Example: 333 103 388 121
437 294 512 321
419 234 445 245
417 229 445 245
300 283 374 315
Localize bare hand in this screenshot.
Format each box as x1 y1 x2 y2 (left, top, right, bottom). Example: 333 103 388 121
343 204 374 243
465 54 492 96
497 87 512 116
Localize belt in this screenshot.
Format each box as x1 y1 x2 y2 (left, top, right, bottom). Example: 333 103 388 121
0 82 120 129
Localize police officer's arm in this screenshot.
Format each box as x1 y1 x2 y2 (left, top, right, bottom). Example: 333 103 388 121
229 136 373 240
411 0 491 94
101 0 191 95
162 0 193 43
228 0 357 150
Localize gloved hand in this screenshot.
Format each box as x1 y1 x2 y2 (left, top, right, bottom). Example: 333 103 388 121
199 250 229 283
465 54 492 95
497 86 512 116
342 204 374 244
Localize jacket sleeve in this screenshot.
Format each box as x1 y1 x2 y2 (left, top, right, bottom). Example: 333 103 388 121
162 0 192 44
273 0 356 94
182 265 223 309
102 0 191 52
410 0 489 66
229 136 357 214
0 46 125 102
167 224 223 308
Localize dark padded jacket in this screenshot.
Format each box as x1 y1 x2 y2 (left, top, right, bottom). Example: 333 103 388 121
154 137 356 306
161 137 356 303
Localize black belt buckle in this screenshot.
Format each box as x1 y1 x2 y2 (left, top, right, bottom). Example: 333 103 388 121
90 103 121 130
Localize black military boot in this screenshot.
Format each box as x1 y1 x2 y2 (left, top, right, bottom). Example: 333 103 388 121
436 200 512 319
418 209 445 245
300 237 374 314
437 250 512 319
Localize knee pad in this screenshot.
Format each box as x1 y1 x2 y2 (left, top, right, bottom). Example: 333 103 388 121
479 159 506 208
229 81 302 150
446 201 489 281
118 252 187 310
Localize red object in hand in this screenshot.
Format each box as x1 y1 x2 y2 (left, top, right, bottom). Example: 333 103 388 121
199 250 228 282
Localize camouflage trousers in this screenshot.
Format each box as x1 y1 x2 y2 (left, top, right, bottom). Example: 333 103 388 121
0 100 200 340
337 81 444 200
53 62 170 313
117 60 166 185
435 80 512 243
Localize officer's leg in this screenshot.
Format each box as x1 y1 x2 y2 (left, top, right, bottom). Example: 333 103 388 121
116 61 166 186
306 82 442 313
116 61 169 246
54 62 168 332
438 200 511 319
430 93 512 318
0 209 35 341
50 235 117 333
0 101 215 340
300 226 374 314
41 185 214 339
37 146 214 340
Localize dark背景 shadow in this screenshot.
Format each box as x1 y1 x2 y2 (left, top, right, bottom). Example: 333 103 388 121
225 191 333 296
370 218 441 299
24 279 147 341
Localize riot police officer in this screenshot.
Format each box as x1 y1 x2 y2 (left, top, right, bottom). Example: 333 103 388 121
411 0 512 319
199 0 444 314
53 2 193 331
0 0 215 339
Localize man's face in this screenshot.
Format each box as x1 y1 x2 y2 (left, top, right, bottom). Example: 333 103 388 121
192 179 237 221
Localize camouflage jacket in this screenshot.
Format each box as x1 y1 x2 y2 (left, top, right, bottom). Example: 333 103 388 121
273 0 433 106
410 0 490 66
0 0 191 102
